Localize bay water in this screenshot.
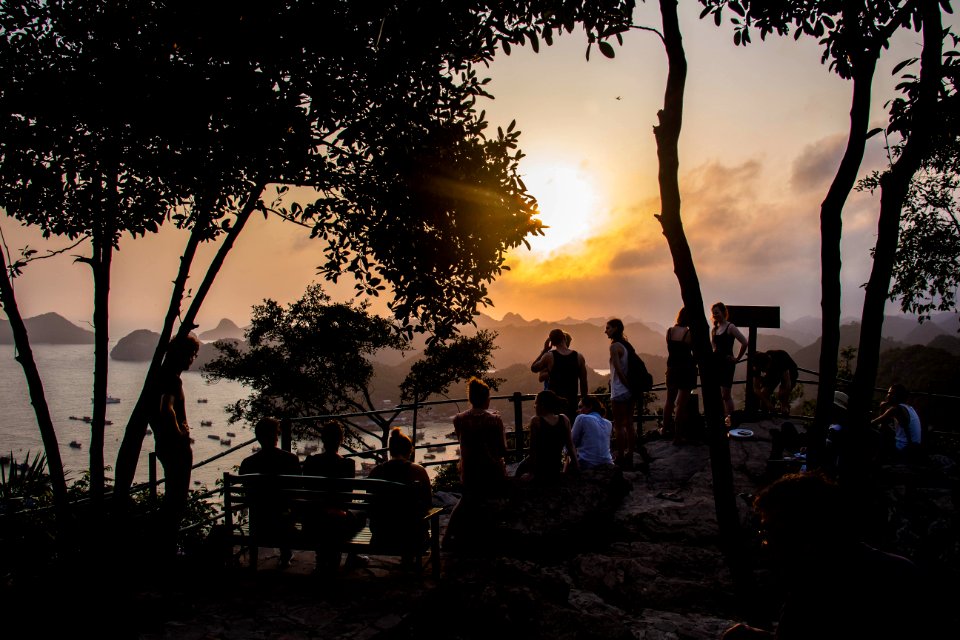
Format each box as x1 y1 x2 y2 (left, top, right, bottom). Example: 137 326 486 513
1 344 463 491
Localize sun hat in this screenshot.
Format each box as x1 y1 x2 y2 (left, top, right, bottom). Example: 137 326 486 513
833 391 849 410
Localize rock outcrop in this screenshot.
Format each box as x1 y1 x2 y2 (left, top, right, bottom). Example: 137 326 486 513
0 312 94 344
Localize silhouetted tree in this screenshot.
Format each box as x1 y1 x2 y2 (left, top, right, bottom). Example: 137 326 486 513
701 0 925 468
851 3 952 443
635 0 745 591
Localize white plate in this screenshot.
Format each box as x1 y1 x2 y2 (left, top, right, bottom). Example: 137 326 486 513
728 428 754 439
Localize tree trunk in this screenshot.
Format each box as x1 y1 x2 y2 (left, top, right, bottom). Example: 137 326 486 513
113 181 266 496
653 0 746 588
851 2 942 427
0 251 70 521
811 54 879 469
89 228 112 503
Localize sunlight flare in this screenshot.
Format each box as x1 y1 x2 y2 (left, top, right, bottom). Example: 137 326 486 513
524 164 604 255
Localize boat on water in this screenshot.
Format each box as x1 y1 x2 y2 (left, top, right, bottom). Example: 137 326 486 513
226 431 236 437
105 396 120 404
220 438 232 445
423 453 436 460
69 440 82 449
207 434 220 440
197 398 208 403
82 416 92 423
68 415 82 421
200 420 213 426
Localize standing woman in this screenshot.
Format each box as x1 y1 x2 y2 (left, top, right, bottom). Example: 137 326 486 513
664 307 698 444
604 318 636 469
711 302 748 427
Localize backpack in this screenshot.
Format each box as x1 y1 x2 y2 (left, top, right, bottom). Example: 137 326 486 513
619 340 653 395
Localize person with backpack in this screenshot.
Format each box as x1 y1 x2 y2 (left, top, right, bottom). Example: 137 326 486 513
604 318 652 470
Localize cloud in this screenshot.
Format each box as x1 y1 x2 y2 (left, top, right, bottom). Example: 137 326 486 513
790 134 847 190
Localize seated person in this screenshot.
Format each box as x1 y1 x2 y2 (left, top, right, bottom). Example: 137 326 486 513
368 428 432 550
870 383 923 462
572 396 614 470
523 390 578 481
751 350 799 416
722 472 929 639
238 417 302 568
303 420 356 478
302 420 367 571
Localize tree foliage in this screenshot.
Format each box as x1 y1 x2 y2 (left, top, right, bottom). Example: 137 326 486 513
203 284 408 424
203 284 500 452
401 330 501 402
860 31 960 321
0 0 636 496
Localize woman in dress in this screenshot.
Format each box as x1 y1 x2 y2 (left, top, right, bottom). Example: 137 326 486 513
664 307 698 444
711 302 747 427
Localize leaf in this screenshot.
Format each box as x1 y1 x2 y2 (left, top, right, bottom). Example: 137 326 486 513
729 1 745 17
891 57 918 75
866 128 884 140
714 10 722 27
734 30 741 47
502 40 511 55
529 32 539 53
598 41 615 59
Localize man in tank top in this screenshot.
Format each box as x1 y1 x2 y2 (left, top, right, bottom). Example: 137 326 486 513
531 328 589 425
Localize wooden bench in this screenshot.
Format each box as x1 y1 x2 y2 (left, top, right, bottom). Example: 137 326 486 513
222 472 443 578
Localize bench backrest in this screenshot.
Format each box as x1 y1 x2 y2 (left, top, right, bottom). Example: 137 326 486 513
223 472 422 516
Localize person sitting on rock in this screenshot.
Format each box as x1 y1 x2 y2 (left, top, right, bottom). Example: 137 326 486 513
750 350 799 417
522 389 578 481
572 395 614 470
870 383 924 463
722 472 929 639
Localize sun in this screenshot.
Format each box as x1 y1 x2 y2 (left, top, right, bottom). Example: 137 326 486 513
523 164 603 255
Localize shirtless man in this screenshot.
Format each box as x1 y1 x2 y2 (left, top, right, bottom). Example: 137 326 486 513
150 332 201 557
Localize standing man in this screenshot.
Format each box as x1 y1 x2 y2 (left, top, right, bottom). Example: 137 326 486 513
531 328 589 425
604 318 637 469
150 332 201 558
572 396 614 470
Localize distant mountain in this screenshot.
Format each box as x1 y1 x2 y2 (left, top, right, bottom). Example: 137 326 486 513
199 318 245 342
111 329 160 361
111 328 231 370
0 312 94 344
791 322 905 374
928 334 960 356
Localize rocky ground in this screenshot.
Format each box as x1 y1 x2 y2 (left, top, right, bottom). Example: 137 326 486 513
33 417 957 640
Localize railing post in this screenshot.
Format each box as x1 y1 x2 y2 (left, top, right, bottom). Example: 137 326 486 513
148 451 157 501
512 391 524 461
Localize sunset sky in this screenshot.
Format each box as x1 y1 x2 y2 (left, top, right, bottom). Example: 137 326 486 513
1 4 948 337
